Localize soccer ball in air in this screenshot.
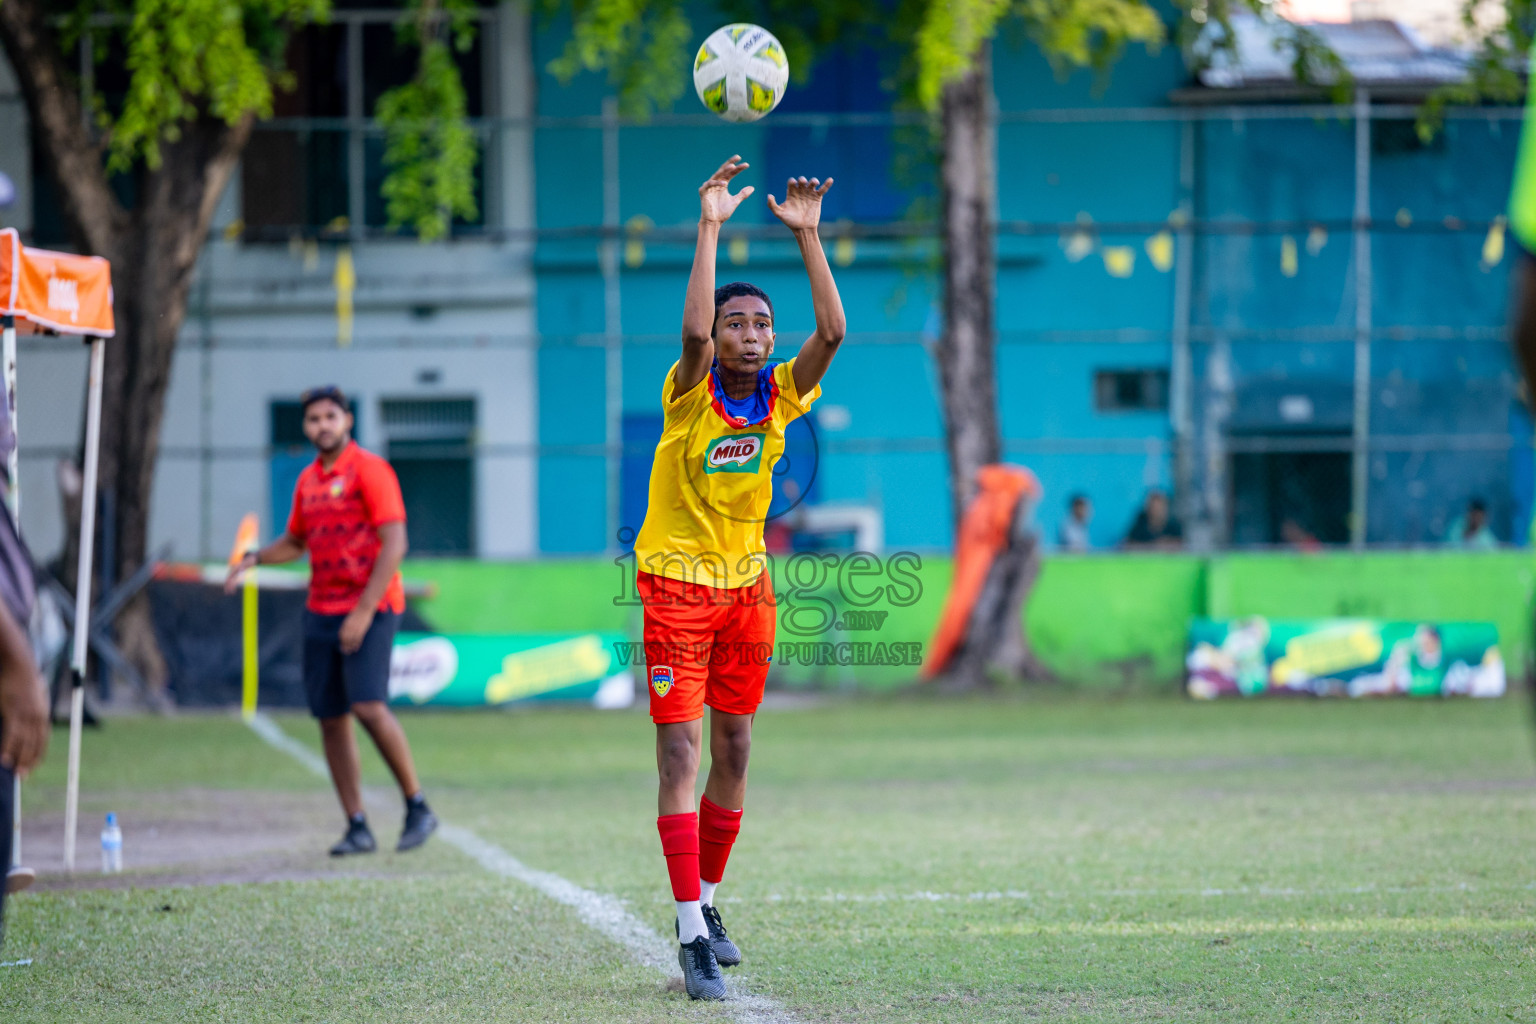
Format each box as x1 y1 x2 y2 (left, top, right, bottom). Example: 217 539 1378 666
693 24 789 123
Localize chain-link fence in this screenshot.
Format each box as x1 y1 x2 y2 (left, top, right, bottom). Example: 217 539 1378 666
14 58 1530 556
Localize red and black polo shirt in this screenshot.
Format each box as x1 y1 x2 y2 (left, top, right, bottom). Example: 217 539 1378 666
286 441 406 615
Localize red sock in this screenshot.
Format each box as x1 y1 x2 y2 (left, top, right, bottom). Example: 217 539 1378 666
657 812 700 901
698 796 743 884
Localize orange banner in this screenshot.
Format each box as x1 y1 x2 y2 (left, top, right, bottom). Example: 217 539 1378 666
0 228 115 337
921 464 1041 680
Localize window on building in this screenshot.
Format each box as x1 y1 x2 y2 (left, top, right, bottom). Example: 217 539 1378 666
241 12 489 239
1230 441 1351 546
381 397 476 555
1094 369 1169 413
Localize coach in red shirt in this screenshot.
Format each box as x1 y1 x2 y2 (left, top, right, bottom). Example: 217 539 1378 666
227 386 437 855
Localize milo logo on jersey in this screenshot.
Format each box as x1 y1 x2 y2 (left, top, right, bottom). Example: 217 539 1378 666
704 432 767 474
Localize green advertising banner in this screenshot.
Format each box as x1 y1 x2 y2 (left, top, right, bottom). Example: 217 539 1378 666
1187 618 1505 699
388 632 635 708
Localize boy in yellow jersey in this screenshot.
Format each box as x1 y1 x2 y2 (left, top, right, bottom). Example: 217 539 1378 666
635 155 845 1000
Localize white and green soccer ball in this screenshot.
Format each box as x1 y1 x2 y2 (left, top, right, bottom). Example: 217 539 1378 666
692 23 789 123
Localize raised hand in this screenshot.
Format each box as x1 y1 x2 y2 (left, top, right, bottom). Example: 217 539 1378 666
700 156 754 224
767 176 833 233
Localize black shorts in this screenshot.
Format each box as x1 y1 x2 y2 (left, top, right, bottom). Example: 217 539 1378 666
302 610 399 719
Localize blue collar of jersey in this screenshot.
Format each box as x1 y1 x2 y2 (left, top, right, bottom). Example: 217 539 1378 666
709 362 778 427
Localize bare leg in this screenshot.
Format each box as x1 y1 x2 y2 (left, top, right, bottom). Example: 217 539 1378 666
350 701 421 799
319 714 364 818
657 718 703 815
702 710 753 810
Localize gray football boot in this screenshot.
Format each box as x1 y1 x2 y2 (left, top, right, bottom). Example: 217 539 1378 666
677 934 726 1000
701 904 741 966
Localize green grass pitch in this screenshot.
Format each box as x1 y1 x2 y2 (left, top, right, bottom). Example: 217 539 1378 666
3 695 1534 1022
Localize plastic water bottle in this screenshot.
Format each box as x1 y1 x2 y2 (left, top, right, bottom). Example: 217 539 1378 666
100 813 123 874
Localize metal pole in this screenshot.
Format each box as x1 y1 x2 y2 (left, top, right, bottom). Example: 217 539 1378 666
198 272 213 560
1170 117 1197 545
2 314 17 871
601 95 622 551
63 336 106 872
3 318 18 505
346 17 366 241
1350 90 1373 550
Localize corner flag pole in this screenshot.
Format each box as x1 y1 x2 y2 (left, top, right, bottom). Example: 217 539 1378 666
63 336 105 872
230 512 260 721
2 312 18 872
242 570 258 721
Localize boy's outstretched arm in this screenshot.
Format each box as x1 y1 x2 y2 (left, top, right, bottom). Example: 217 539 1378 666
676 156 755 396
768 176 846 396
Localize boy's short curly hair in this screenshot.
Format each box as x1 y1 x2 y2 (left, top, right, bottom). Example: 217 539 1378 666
714 281 774 321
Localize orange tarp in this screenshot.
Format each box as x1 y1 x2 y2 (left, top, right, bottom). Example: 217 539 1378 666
921 464 1041 680
0 228 115 337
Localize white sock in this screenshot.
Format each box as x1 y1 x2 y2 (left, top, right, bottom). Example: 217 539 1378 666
677 900 708 943
699 879 719 907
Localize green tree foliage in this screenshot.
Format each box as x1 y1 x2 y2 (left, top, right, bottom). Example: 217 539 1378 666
377 0 480 239
1420 0 1535 138
54 0 479 239
544 0 1358 117
542 0 695 117
65 0 324 171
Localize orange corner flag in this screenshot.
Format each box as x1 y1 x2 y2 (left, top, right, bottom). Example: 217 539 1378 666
0 228 115 337
228 512 259 568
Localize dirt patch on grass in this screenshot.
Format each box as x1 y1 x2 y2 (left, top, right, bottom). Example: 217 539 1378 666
18 788 428 891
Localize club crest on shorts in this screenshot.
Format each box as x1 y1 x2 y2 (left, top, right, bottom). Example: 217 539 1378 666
650 665 675 697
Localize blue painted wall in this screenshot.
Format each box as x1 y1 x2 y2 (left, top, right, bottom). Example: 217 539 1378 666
530 10 1524 553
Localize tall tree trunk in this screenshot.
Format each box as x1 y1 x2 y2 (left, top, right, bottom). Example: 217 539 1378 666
939 496 1053 691
937 42 1001 531
932 43 1049 691
0 0 249 703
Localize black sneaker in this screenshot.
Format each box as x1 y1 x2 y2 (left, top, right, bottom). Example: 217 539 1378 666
701 904 741 967
677 934 726 1000
329 820 376 857
397 802 439 852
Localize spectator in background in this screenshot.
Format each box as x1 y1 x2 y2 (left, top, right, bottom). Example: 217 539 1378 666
1058 493 1093 552
1124 489 1183 550
1445 498 1497 549
1280 518 1322 553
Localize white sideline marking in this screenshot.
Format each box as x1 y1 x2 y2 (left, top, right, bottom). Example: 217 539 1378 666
247 712 799 1023
246 712 330 777
439 824 676 975
739 880 1536 905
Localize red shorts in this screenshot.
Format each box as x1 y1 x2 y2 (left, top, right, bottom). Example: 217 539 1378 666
639 570 776 724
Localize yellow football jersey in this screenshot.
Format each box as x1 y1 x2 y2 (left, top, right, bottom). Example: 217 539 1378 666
634 358 821 589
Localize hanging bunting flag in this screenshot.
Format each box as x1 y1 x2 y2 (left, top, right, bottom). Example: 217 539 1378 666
728 236 749 265
1062 211 1096 262
1102 246 1135 278
334 247 356 348
1280 235 1299 278
624 215 653 269
1482 216 1506 270
1063 231 1094 262
1145 231 1174 273
1307 226 1328 256
1395 208 1413 228
831 219 857 267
